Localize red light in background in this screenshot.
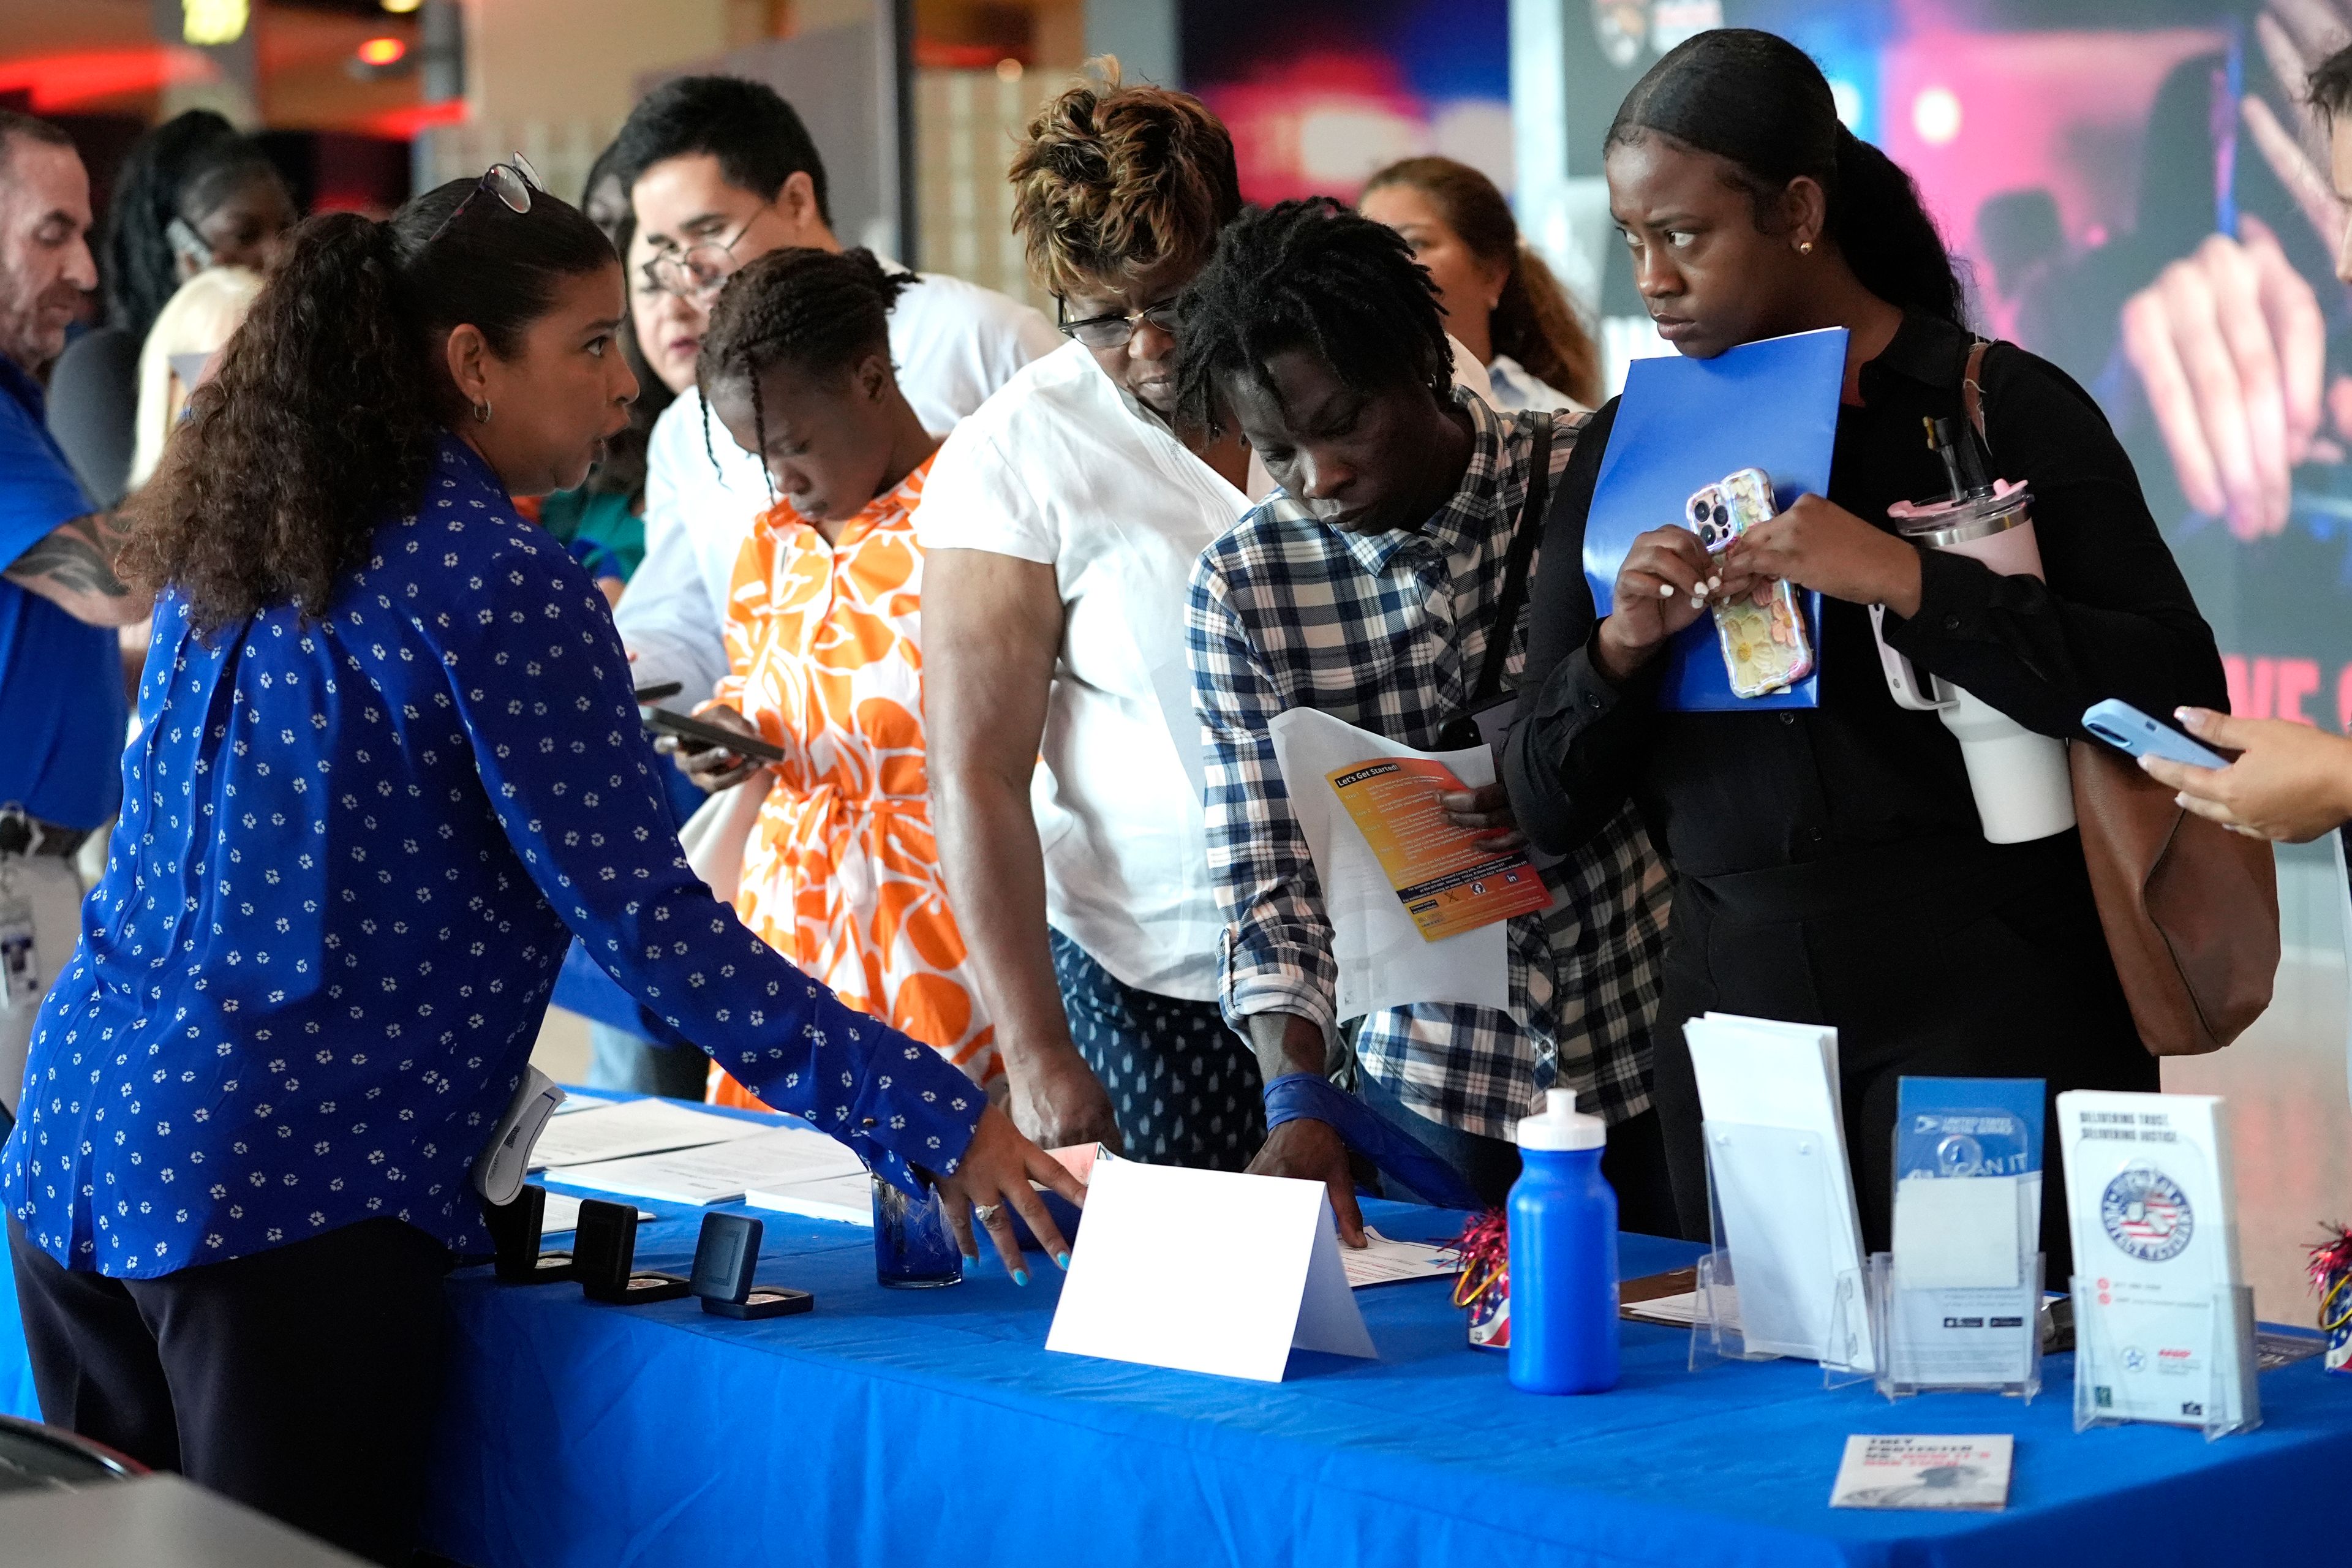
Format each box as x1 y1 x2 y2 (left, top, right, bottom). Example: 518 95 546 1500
356 36 407 68
0 50 209 111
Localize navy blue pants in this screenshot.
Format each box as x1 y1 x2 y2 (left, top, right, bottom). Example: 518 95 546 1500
1049 930 1264 1171
9 1215 451 1565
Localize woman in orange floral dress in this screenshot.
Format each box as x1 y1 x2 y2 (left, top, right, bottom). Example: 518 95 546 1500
672 248 996 1106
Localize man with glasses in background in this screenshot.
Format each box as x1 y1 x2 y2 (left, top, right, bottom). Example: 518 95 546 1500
614 74 1057 722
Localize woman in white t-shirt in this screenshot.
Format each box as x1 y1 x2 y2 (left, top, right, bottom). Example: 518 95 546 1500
1359 156 1601 414
918 66 1268 1170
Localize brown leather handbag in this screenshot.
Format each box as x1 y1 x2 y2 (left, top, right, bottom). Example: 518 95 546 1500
1961 341 2278 1057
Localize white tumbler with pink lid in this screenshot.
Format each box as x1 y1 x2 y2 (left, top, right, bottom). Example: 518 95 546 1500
1869 419 2077 845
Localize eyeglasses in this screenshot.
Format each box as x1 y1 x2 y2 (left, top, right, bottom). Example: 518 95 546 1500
1055 295 1183 350
428 153 543 246
640 206 772 301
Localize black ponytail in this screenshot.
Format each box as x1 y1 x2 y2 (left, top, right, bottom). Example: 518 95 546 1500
122 178 616 633
1606 28 1966 328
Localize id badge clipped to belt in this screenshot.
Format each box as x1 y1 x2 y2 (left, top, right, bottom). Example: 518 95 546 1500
0 869 38 1015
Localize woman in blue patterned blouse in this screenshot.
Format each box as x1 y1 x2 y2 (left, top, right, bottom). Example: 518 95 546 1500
1 168 1080 1564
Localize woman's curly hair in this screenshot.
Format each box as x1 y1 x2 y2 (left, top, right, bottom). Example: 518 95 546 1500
119 178 615 635
1008 58 1242 299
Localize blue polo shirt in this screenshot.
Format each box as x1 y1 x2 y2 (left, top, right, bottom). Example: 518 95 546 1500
0 355 124 830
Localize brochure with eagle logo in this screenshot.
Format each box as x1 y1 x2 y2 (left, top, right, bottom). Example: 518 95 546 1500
2056 1091 2249 1428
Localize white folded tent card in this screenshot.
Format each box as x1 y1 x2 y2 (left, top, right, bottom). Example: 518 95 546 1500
1046 1159 1375 1382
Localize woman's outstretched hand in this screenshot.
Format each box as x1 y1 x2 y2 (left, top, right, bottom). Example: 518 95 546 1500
934 1104 1090 1282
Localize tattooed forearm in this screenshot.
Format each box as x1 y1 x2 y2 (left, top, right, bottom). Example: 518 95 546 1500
5 511 148 625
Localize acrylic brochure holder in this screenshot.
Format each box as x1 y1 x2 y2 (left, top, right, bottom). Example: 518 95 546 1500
1867 1253 2045 1403
2070 1276 2261 1441
1691 1120 1872 1384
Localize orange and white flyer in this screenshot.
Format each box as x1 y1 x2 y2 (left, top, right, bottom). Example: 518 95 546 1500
1325 758 1552 942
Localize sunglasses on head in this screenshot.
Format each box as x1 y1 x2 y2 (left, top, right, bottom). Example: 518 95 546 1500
427 153 544 246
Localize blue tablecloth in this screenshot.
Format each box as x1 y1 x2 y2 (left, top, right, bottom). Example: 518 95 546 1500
7 1095 2351 1566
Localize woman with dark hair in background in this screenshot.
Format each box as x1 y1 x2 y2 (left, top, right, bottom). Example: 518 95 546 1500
3 168 1077 1564
48 113 296 508
533 143 674 604
1503 29 2225 1275
1360 155 1601 410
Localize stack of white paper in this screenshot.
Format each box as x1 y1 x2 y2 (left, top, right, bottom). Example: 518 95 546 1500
526 1098 771 1170
537 1193 653 1235
745 1170 877 1226
2057 1090 2250 1428
543 1123 865 1206
1683 1012 1872 1369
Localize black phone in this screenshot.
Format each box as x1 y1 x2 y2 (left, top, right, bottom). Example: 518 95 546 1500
643 707 786 764
632 680 683 705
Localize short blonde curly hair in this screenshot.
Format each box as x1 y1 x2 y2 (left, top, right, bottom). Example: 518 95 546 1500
1008 58 1242 299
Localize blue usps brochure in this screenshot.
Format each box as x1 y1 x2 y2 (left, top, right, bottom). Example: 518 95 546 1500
1895 1077 2045 1182
1582 327 1846 710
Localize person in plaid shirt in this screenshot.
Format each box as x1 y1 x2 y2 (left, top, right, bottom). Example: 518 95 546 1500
1182 200 1674 1242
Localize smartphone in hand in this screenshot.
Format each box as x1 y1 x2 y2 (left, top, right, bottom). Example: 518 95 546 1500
2081 699 2228 769
643 707 786 764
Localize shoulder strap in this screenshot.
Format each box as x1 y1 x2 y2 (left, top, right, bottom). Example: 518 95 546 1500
1469 412 1555 707
1961 336 1991 445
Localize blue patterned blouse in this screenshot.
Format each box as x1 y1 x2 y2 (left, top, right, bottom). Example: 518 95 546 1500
2 437 984 1278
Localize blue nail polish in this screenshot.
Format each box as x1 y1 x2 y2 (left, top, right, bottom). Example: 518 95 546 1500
1055 1251 1072 1270
1012 1267 1031 1286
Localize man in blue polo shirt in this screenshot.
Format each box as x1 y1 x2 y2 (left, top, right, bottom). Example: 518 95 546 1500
0 112 151 1129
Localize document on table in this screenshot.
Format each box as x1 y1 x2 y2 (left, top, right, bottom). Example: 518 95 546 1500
551 1091 614 1115
1684 1013 1872 1370
1830 1435 2011 1511
745 1171 876 1226
538 1193 653 1235
542 1123 865 1205
525 1098 769 1170
1265 706 1509 1019
1341 1229 1456 1289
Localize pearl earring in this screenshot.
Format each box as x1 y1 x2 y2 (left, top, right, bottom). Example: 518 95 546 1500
1798 241 1814 255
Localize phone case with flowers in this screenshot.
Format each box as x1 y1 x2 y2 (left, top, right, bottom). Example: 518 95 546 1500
1689 467 1814 698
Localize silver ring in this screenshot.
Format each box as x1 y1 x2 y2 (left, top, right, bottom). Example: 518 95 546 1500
972 1203 1004 1225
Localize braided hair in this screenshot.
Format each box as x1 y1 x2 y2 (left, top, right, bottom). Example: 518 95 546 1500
1174 198 1451 439
693 247 913 486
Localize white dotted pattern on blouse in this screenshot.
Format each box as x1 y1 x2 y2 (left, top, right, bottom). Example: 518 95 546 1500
1 439 982 1278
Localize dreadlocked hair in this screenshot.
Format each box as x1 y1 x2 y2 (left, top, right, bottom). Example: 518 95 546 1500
1175 198 1452 440
693 247 912 483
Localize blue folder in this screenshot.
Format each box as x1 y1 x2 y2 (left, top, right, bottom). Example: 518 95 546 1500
1581 327 1847 710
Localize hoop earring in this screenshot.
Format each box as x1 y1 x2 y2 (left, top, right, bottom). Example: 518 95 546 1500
472 399 492 423
1798 241 1815 255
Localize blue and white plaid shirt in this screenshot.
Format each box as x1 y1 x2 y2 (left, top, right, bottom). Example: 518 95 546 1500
1187 392 1667 1141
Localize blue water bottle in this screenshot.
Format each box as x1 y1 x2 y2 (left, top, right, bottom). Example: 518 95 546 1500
1507 1088 1619 1394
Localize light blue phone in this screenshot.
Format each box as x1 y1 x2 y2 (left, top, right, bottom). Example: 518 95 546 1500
2082 699 2227 769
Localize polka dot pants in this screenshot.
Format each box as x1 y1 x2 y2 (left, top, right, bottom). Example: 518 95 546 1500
1049 930 1265 1172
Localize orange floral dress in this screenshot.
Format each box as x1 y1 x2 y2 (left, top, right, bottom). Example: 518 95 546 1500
704 456 997 1107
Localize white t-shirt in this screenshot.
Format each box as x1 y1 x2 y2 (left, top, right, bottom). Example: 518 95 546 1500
617 267 1060 703
916 341 1264 1001
1482 353 1583 414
